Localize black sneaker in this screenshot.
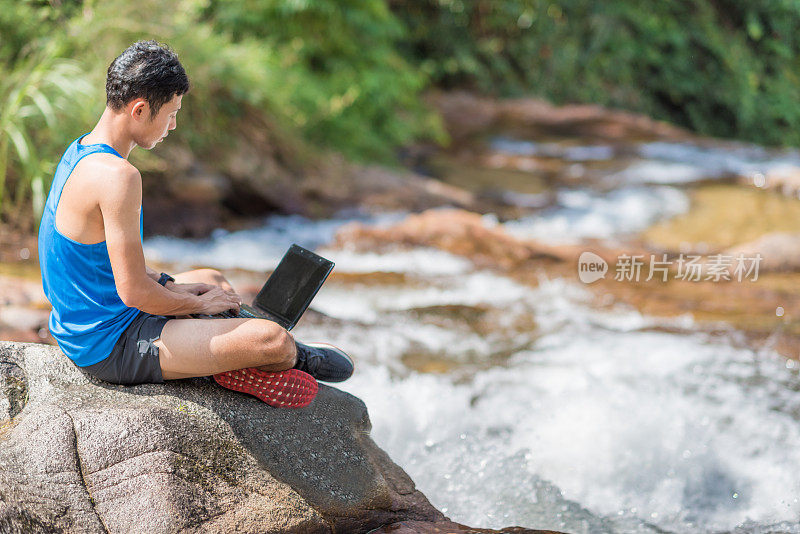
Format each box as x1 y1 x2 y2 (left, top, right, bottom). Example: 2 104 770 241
293 341 354 383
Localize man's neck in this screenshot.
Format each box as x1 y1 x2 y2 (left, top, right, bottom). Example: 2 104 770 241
81 108 136 159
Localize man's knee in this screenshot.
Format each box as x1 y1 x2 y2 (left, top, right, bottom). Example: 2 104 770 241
191 268 236 292
175 268 225 287
196 268 224 285
254 321 295 367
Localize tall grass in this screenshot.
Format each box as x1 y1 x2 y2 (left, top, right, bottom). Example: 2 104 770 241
0 37 95 230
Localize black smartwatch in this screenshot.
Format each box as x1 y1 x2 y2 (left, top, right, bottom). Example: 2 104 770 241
157 272 175 286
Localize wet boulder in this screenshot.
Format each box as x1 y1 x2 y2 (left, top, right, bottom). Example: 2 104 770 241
333 207 577 270
369 520 562 533
0 274 52 344
0 341 555 533
0 341 444 533
427 90 692 144
143 140 479 239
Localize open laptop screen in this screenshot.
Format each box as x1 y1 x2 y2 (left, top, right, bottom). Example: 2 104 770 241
253 244 334 329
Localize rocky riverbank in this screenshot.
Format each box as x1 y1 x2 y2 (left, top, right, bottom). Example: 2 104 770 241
0 342 558 534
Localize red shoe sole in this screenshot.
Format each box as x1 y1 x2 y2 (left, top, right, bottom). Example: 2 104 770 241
213 367 318 408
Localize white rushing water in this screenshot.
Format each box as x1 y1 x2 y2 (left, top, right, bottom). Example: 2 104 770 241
143 211 408 271
320 275 800 533
502 186 690 245
144 209 800 533
491 137 800 181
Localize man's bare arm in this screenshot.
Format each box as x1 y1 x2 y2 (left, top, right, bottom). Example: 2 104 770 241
100 167 240 316
143 264 179 290
145 265 160 283
144 265 220 297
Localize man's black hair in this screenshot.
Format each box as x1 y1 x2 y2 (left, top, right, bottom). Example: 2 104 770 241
106 40 190 119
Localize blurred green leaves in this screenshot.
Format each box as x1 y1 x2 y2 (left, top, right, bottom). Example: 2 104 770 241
0 19 97 231
0 0 444 229
2 0 799 231
201 0 444 161
392 0 800 147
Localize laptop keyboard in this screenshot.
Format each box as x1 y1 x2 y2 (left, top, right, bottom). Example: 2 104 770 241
218 306 262 319
192 305 265 320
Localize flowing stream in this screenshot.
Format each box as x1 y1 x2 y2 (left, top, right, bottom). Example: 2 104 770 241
144 136 800 533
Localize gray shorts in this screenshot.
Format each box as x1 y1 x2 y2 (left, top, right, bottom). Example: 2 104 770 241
83 311 172 385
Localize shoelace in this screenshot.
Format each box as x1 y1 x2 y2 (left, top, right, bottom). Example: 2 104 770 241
295 343 320 373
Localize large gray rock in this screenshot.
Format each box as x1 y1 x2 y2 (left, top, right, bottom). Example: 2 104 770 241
0 341 444 533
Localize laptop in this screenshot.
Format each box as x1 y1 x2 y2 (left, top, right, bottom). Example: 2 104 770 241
191 244 334 331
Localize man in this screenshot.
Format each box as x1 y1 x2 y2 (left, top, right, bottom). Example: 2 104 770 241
38 40 353 404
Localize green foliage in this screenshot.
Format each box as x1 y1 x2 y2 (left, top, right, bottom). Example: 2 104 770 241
0 3 97 231
0 0 444 229
59 0 299 163
200 0 444 161
392 0 800 147
3 0 800 230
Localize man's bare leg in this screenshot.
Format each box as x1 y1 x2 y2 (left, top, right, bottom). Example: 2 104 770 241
154 268 297 380
155 317 297 379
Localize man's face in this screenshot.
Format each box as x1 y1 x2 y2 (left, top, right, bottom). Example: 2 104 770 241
130 93 182 149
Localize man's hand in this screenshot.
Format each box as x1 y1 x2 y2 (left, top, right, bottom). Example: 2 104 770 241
167 282 216 296
195 286 242 315
165 282 242 318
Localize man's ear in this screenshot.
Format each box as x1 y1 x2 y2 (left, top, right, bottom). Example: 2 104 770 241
129 99 148 121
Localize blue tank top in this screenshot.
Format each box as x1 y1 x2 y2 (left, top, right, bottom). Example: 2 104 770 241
38 133 142 367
